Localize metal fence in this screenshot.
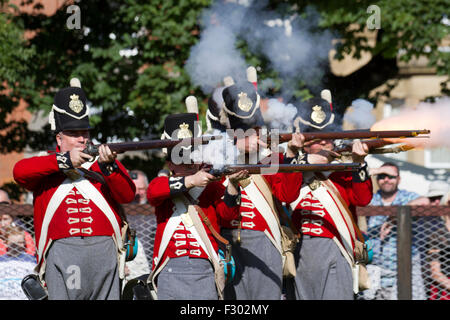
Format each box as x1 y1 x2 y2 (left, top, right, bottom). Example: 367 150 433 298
1 204 449 300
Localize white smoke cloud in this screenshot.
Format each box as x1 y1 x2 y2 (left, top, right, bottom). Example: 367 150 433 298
186 1 334 99
190 131 240 169
185 25 247 94
263 98 297 131
344 98 376 129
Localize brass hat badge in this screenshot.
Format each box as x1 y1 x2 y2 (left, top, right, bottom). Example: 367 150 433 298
69 94 84 113
177 122 193 139
311 105 326 124
237 92 253 112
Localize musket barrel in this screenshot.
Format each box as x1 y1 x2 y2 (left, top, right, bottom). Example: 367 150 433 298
334 139 393 154
267 129 430 144
83 135 222 156
210 163 361 176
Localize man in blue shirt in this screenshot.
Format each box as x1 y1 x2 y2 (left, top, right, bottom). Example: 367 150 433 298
365 162 429 300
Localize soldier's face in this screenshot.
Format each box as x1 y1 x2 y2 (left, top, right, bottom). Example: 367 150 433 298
304 139 334 154
57 130 90 153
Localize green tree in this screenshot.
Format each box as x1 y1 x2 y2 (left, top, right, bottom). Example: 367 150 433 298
2 0 213 179
308 0 449 112
0 6 35 153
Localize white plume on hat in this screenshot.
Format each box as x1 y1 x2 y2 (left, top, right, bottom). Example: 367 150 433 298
320 89 332 104
185 95 199 114
70 77 82 88
246 66 257 84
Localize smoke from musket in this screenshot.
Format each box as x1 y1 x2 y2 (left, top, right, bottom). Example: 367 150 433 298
191 131 240 169
263 98 297 131
343 99 376 129
371 98 450 149
185 25 247 94
186 1 334 99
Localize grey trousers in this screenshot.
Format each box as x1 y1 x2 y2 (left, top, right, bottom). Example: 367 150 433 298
156 256 217 300
294 235 354 300
45 236 121 300
222 228 283 300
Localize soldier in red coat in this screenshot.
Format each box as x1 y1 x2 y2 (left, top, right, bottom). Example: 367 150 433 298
288 94 373 300
147 112 248 300
212 80 305 300
13 79 136 300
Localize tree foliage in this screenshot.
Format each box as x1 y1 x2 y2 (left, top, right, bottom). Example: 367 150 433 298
0 5 35 153
309 0 449 109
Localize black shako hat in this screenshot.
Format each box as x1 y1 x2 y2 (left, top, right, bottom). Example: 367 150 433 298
162 113 201 140
49 78 91 133
207 86 227 132
220 81 264 131
293 97 338 133
161 113 202 159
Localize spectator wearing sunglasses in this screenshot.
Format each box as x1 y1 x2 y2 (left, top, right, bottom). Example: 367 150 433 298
362 162 428 300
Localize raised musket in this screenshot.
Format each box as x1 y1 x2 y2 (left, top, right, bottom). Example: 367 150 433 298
83 135 223 157
208 162 362 177
334 139 416 155
261 129 431 144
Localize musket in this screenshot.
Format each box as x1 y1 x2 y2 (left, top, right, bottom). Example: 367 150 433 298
83 135 223 157
334 139 415 155
260 129 430 144
208 163 362 176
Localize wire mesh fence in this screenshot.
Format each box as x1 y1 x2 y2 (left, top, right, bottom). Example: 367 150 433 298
356 205 450 300
0 203 449 300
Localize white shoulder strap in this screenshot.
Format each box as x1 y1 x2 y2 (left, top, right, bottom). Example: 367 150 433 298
241 177 282 254
37 177 75 263
309 184 355 264
152 186 206 269
289 184 312 211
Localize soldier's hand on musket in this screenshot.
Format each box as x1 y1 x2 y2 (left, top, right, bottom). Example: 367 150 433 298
351 139 369 163
286 132 305 157
69 148 95 168
185 169 219 188
227 170 249 196
228 170 249 186
98 144 117 164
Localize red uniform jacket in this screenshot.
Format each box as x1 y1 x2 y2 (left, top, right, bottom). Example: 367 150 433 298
291 169 373 248
220 153 303 237
13 153 135 264
147 176 240 270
